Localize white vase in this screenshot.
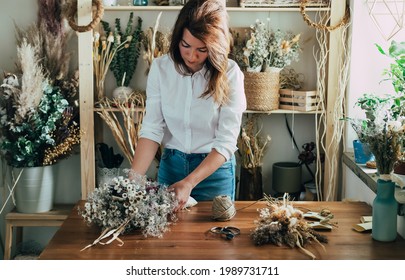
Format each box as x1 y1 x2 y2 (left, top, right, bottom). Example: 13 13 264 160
112 86 133 103
13 166 55 213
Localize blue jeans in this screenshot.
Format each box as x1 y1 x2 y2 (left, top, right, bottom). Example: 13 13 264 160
157 148 236 201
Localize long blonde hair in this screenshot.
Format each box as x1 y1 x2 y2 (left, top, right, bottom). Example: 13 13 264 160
169 0 230 105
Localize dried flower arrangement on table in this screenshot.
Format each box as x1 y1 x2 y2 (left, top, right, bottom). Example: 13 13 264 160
80 171 178 250
251 194 332 259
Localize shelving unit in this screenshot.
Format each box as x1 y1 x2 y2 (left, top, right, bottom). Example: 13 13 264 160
77 0 347 199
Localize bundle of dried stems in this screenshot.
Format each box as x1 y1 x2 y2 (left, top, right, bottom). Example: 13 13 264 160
237 115 271 169
96 91 145 164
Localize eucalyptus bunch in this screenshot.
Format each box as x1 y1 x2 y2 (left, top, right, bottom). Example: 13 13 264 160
101 12 143 87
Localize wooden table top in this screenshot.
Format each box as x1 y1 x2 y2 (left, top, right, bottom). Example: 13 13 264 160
39 200 405 260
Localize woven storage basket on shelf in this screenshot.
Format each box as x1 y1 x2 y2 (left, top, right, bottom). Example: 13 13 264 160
243 71 280 111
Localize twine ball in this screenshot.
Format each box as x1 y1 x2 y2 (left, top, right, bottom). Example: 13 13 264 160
212 195 236 221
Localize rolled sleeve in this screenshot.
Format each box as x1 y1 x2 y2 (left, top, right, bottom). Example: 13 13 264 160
212 62 246 160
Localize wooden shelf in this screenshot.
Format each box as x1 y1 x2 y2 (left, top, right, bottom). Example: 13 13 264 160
342 152 378 193
244 109 322 114
104 6 330 12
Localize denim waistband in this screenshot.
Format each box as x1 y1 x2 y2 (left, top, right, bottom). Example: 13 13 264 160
163 148 208 160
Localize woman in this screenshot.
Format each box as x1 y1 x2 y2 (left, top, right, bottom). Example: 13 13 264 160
131 0 246 210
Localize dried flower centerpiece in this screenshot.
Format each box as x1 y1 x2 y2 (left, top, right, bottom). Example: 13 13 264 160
80 171 178 250
101 12 143 88
251 193 328 259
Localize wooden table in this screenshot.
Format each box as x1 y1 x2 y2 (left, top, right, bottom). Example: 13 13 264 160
39 200 405 260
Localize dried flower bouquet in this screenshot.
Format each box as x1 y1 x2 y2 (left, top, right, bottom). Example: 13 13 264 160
80 171 178 250
251 194 328 259
230 19 301 72
237 115 271 169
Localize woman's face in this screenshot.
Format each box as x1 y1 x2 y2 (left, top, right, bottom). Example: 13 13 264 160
179 28 208 73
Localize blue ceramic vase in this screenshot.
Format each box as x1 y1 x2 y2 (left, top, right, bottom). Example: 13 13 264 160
372 179 398 242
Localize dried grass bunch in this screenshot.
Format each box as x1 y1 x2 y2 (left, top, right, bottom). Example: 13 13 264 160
0 0 79 167
237 115 271 169
80 170 178 250
96 91 146 164
251 194 328 259
142 12 171 75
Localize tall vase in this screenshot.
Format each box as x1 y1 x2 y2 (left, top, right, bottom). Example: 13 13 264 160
372 179 398 242
13 166 55 213
238 166 263 200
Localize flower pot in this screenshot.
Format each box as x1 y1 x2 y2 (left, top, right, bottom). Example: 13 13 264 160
243 71 280 111
13 166 55 213
272 162 302 195
353 140 374 164
372 179 398 242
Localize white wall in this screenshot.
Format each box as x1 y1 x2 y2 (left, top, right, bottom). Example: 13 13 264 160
343 0 405 238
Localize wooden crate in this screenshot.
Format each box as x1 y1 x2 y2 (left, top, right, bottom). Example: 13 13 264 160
279 89 319 112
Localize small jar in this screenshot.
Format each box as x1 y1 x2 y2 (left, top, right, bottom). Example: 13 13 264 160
133 0 148 5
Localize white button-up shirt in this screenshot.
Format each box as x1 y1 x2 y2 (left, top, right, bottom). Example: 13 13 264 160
140 55 246 160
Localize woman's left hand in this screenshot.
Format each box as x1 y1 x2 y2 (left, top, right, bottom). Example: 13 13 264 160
168 180 194 211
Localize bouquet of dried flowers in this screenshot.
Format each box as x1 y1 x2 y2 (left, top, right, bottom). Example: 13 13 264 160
80 171 178 250
0 2 79 168
349 93 405 176
230 19 301 72
251 194 328 259
237 115 271 169
101 12 143 87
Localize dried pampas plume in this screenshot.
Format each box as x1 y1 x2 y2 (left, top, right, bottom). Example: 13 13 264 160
16 39 45 123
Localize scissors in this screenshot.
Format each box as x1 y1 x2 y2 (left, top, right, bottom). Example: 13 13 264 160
209 226 241 240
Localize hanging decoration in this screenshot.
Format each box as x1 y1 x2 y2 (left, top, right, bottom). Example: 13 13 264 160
66 0 104 33
366 0 405 41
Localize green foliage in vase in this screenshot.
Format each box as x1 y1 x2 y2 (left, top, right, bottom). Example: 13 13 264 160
101 13 143 87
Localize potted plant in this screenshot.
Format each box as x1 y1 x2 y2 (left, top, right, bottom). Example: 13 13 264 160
230 19 301 111
349 92 405 242
0 5 80 213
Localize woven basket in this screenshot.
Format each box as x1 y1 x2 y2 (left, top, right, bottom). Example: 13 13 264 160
243 71 280 111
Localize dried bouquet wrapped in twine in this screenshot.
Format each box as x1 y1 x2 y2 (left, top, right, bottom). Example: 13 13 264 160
251 193 329 259
96 91 145 164
237 115 271 169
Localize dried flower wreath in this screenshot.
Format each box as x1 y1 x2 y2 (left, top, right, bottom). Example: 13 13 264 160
251 193 329 259
80 170 178 250
66 0 104 33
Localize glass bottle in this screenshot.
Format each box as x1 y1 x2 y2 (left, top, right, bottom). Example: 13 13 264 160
133 0 148 5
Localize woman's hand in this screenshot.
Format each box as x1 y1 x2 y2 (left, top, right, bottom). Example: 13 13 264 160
168 179 194 212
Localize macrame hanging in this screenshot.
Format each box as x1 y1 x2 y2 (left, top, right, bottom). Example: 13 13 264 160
366 0 405 41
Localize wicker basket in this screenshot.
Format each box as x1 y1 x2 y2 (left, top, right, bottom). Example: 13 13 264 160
244 71 280 111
